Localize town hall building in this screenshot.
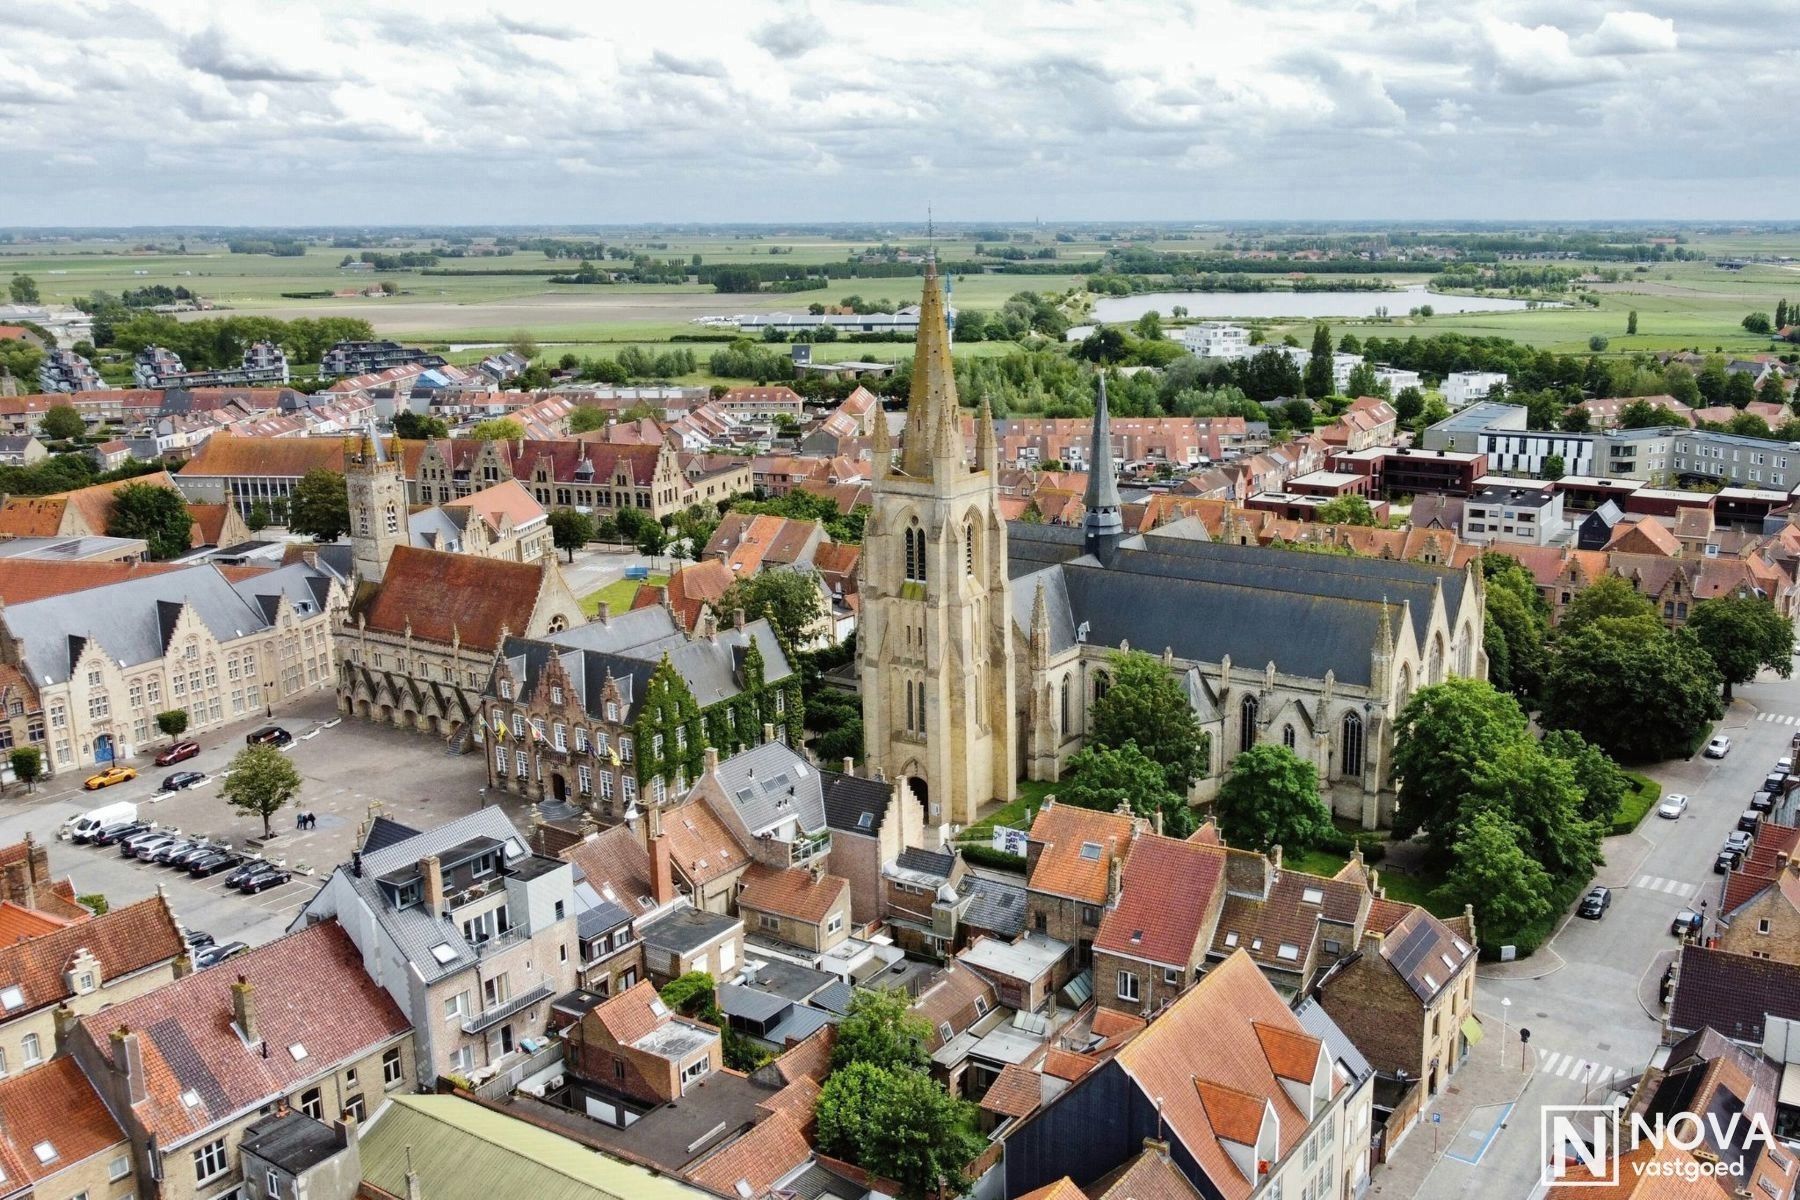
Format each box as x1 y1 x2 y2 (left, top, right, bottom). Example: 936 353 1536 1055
860 265 1487 829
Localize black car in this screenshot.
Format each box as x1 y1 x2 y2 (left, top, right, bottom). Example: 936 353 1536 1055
1739 809 1762 834
1577 886 1612 919
151 839 202 865
246 726 292 747
159 770 205 793
184 929 216 951
1717 848 1745 874
193 941 249 970
167 842 219 868
90 820 150 847
236 867 291 893
1751 790 1777 813
224 860 269 887
187 851 240 877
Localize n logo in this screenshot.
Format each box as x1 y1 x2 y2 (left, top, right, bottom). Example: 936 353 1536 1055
1541 1105 1619 1188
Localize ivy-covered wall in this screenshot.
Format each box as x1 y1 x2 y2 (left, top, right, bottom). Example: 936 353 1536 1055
635 636 807 792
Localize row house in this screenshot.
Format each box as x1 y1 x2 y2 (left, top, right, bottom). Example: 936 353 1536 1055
1 562 341 776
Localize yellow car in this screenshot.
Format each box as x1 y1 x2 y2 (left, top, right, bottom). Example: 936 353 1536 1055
83 766 137 790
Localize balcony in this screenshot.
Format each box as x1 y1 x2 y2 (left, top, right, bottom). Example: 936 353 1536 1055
471 923 532 958
462 981 555 1034
787 829 832 866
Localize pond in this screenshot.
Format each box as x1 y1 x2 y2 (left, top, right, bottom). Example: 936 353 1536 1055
1089 284 1546 323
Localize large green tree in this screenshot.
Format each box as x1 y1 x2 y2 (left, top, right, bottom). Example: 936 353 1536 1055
569 405 609 433
1315 495 1376 526
831 988 931 1072
1436 809 1556 940
1305 323 1333 399
220 744 303 838
288 469 351 541
1213 743 1331 853
1559 574 1654 633
717 568 826 649
468 417 525 441
1540 728 1629 826
1481 553 1550 700
40 403 85 441
1089 649 1209 793
1686 595 1795 700
106 482 194 560
391 410 449 439
1462 738 1601 882
1391 678 1530 852
1540 619 1723 761
814 1062 987 1200
1057 742 1189 834
8 274 40 304
547 509 596 562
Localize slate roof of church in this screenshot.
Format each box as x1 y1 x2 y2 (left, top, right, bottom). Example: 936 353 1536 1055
1006 522 1467 688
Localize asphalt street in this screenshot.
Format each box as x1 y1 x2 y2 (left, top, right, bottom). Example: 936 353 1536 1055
1414 668 1800 1199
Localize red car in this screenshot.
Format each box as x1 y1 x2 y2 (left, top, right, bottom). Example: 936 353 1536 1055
154 740 200 766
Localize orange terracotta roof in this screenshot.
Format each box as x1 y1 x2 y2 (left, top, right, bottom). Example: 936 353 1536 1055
664 559 735 630
1041 1046 1100 1082
686 1110 812 1197
1607 519 1681 557
0 901 78 942
354 546 549 651
660 800 745 886
1252 1021 1322 1082
1193 1079 1266 1146
911 963 998 1052
981 1062 1044 1118
736 863 848 925
1090 1007 1147 1049
1026 801 1139 904
1094 832 1226 967
590 979 670 1047
1016 1179 1089 1200
1365 897 1413 933
0 560 185 605
559 824 654 911
78 921 409 1143
188 502 236 546
767 1024 835 1085
1094 1147 1203 1200
0 1057 126 1183
0 894 182 1017
443 478 545 536
181 434 350 479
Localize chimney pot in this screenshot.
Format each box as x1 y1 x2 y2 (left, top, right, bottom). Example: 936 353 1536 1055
704 746 720 774
651 835 676 907
762 722 776 744
422 855 446 917
842 757 855 776
733 607 746 630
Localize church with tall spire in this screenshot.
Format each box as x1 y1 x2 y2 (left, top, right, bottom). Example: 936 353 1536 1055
860 267 1486 830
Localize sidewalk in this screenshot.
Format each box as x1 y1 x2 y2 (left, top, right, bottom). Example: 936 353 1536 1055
1371 1016 1534 1200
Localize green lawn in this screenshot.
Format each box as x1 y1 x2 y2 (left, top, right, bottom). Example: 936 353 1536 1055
580 573 665 617
1287 846 1455 916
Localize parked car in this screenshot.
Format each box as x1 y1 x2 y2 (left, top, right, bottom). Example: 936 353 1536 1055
1715 848 1741 874
118 828 168 855
235 866 291 893
246 726 292 747
154 740 200 766
1671 908 1704 936
187 851 240 877
1657 794 1690 819
65 801 139 843
132 834 183 861
192 941 249 970
1739 809 1762 834
159 770 205 793
1705 735 1732 758
84 765 137 790
91 820 150 847
1578 886 1613 919
224 860 269 887
1764 774 1789 795
151 839 202 865
1725 830 1754 854
167 842 219 868
1751 790 1777 813
184 929 215 950
1779 756 1794 775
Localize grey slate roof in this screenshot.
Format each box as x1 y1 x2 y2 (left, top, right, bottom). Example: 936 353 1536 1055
239 1113 346 1174
820 770 892 835
5 562 333 685
1004 532 1466 688
1293 997 1373 1087
959 873 1027 938
714 741 827 838
361 816 422 854
576 895 633 939
896 848 955 879
310 807 532 984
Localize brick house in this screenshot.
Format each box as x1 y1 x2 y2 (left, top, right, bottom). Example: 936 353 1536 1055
1023 801 1144 972
0 1057 135 1200
1091 832 1227 1017
735 864 851 954
820 766 926 928
1716 851 1800 963
0 893 185 1077
565 980 722 1106
68 922 415 1200
1315 898 1479 1100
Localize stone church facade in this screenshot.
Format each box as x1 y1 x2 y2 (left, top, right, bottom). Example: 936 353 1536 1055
861 271 1486 830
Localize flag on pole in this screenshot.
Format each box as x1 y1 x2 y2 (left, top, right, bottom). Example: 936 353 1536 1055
491 716 506 741
608 746 621 767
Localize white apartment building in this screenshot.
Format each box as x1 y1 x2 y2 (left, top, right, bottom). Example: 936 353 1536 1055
1181 322 1252 359
1372 366 1423 395
1443 371 1509 409
1462 483 1566 546
1278 347 1363 391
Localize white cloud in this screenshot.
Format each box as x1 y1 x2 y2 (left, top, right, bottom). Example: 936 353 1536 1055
1577 11 1678 55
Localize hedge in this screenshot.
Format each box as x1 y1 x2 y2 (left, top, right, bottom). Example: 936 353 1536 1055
1609 772 1661 836
959 845 1026 873
1313 827 1389 864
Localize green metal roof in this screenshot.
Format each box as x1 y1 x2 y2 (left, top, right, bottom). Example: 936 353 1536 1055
359 1095 702 1200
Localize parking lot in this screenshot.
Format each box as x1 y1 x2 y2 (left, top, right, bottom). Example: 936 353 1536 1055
0 694 525 949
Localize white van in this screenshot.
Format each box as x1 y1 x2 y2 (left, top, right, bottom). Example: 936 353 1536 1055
65 801 138 843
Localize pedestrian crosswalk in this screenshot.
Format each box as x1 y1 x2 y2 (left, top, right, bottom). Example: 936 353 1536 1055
1535 1050 1637 1091
1755 712 1800 725
1635 873 1696 898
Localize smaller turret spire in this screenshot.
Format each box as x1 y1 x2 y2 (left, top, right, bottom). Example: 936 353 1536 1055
975 394 997 474
1082 372 1124 565
870 394 891 478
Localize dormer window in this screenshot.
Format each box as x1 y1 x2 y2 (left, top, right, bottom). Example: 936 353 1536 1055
1079 842 1102 861
499 680 512 700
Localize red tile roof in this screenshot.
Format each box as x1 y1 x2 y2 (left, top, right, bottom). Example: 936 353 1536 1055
0 894 182 1017
911 963 997 1052
1041 1046 1099 1082
0 560 186 605
559 824 654 911
353 546 551 650
0 1057 126 1183
660 801 745 886
685 1110 811 1197
0 901 77 943
1094 833 1225 967
981 1062 1044 1118
590 980 671 1048
736 863 848 925
1026 801 1139 905
181 434 351 479
1016 1179 1089 1200
0 472 181 539
1094 1147 1203 1200
78 921 410 1144
443 479 545 536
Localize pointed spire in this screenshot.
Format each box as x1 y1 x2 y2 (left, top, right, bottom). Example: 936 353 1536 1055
975 394 996 474
870 393 891 479
1083 372 1124 565
1029 578 1050 666
899 259 961 478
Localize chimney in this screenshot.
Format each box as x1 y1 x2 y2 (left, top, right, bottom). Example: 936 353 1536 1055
597 602 611 626
733 607 746 630
334 1119 355 1148
25 834 49 891
704 746 720 776
762 722 776 744
842 757 855 777
1271 843 1283 876
1152 809 1164 837
422 855 445 917
404 1146 422 1200
651 836 676 907
2 862 28 909
1107 852 1123 902
110 1027 148 1105
52 1004 80 1054
351 849 363 878
232 975 257 1042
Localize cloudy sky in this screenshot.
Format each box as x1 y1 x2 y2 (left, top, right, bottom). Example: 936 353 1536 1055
3 0 1793 226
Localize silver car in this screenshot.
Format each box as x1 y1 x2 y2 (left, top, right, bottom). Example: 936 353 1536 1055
1657 794 1689 819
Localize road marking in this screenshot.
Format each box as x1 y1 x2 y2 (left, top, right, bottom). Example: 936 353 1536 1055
1635 874 1695 897
1541 1052 1564 1074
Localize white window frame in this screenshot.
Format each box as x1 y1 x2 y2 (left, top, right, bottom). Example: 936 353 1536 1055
1117 970 1140 1003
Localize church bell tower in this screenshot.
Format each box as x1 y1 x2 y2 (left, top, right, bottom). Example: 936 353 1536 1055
346 422 408 583
858 261 1016 826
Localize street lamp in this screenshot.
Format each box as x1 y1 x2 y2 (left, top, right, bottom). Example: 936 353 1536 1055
1500 997 1512 1067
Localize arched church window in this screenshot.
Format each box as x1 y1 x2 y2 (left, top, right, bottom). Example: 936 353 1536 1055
1239 694 1259 753
1342 711 1365 780
965 520 976 577
1282 723 1296 749
1094 671 1111 703
1059 675 1072 736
